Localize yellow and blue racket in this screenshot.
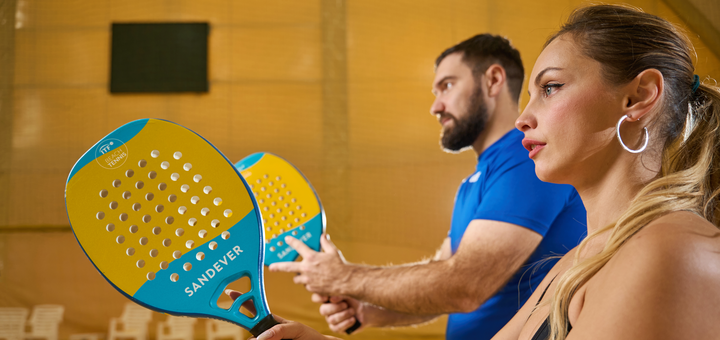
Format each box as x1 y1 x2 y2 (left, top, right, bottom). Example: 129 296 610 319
65 119 281 336
235 153 361 334
234 153 325 266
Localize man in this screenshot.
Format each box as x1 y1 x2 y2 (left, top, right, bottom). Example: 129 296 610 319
271 34 586 340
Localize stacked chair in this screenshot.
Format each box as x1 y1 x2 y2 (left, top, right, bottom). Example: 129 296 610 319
0 308 29 340
24 305 65 340
205 319 242 340
156 316 196 340
107 304 152 340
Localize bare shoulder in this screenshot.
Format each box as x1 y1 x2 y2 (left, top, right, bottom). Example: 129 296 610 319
620 211 720 265
608 211 720 276
642 210 719 238
570 212 720 339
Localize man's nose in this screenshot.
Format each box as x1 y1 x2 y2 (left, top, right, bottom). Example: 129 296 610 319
430 98 445 115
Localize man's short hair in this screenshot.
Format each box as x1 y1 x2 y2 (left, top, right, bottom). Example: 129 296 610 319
435 34 524 103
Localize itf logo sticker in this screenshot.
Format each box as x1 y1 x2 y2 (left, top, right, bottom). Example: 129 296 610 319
95 138 129 169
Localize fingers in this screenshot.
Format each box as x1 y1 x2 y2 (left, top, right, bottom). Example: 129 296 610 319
292 274 308 285
267 237 315 274
319 301 350 317
330 316 358 334
255 324 283 340
225 289 242 301
323 307 357 334
255 322 324 340
312 293 347 305
317 298 358 334
284 236 316 258
223 289 257 315
268 261 302 273
311 293 329 304
319 234 338 254
327 296 346 304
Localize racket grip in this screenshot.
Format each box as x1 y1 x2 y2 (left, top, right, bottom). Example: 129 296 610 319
345 320 362 334
249 314 289 339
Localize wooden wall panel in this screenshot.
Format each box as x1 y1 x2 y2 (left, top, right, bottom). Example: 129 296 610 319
20 0 108 28
1 1 718 340
230 27 321 81
231 0 320 25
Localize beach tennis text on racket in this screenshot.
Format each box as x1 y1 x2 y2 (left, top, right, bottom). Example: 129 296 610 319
185 245 243 297
94 139 129 169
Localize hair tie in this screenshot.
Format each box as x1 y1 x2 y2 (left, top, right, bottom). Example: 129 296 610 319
692 74 700 93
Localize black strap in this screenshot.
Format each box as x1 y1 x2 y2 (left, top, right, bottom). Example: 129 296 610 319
529 276 572 340
529 277 555 340
529 276 555 319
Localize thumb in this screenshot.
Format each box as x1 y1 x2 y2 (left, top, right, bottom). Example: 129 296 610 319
320 233 338 254
256 322 318 340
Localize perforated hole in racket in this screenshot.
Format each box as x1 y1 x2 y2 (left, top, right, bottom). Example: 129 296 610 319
250 174 305 241
79 147 244 288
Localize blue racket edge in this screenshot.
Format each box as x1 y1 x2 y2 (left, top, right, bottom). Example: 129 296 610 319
65 118 273 332
234 153 264 171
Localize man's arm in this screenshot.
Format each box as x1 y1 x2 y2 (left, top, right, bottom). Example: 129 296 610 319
272 220 542 315
316 238 454 333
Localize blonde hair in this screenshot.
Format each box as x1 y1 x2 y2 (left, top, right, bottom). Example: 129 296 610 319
543 5 720 339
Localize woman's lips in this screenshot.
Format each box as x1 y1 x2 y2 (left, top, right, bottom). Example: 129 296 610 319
522 139 546 158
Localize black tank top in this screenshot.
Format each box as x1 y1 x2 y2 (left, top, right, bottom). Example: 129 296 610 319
530 277 572 340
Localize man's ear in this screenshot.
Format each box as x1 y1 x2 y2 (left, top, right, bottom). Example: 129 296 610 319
484 64 507 98
623 69 664 122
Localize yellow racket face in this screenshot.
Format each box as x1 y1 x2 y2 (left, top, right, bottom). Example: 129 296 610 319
65 119 271 330
235 153 325 265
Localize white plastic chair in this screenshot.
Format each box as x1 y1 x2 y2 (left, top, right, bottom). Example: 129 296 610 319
0 308 29 340
107 303 152 340
156 315 195 340
24 305 64 340
205 320 242 340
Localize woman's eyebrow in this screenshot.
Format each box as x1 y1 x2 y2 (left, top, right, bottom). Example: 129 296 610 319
534 67 564 88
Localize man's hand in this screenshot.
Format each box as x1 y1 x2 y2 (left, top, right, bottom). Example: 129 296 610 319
269 234 352 296
312 294 366 334
311 293 441 331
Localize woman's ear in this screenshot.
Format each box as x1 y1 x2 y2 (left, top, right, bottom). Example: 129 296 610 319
623 69 664 121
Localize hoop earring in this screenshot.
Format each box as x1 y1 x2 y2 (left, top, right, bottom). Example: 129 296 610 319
616 115 649 154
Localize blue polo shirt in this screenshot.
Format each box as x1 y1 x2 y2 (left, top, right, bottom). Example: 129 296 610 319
446 129 586 340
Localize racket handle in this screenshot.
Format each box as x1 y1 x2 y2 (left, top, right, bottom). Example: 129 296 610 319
323 297 362 334
249 314 290 339
345 320 362 334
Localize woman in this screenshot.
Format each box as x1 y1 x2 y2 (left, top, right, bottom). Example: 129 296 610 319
248 4 720 340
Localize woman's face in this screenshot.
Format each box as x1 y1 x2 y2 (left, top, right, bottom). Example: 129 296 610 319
515 35 627 187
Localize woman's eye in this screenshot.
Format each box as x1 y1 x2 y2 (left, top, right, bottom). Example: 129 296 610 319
542 83 564 97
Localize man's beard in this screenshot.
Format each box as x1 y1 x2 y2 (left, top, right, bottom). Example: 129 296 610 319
440 88 488 152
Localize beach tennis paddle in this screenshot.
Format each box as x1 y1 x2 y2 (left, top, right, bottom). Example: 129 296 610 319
65 118 281 336
235 153 361 334
234 153 325 266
